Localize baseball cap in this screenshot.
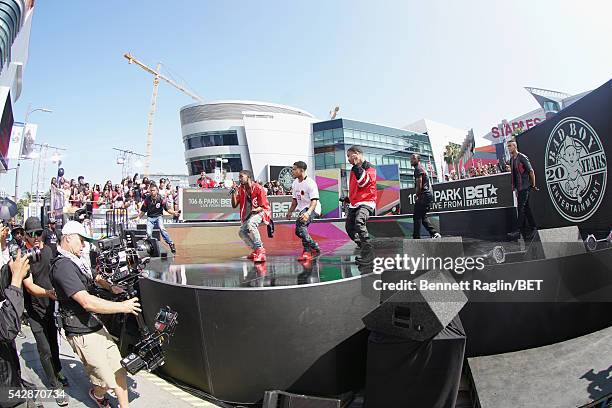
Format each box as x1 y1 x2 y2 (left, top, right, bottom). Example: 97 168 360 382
62 221 95 242
24 217 43 234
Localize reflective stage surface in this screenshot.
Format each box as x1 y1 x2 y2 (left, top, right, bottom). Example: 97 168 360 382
144 237 528 289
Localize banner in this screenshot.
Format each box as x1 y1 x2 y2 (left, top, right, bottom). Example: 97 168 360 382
180 189 297 221
375 164 401 215
517 79 611 232
400 173 514 214
314 168 341 218
21 123 37 158
268 165 294 190
7 123 24 161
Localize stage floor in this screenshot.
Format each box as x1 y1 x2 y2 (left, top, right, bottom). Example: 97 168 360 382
144 237 528 289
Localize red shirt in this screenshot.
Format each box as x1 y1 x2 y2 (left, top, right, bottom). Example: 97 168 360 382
236 183 271 224
348 162 377 209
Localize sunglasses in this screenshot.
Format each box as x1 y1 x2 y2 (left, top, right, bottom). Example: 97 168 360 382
27 230 43 238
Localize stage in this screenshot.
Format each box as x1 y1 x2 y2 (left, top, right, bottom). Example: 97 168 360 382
135 234 612 405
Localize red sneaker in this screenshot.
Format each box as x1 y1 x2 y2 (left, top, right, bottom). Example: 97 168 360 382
252 248 267 263
297 251 312 261
246 250 256 260
310 248 321 258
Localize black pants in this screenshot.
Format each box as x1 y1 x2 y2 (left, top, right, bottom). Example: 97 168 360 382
413 195 437 239
28 314 62 389
345 206 373 245
515 189 536 235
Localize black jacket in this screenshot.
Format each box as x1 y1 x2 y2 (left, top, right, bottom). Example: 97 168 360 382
0 269 25 407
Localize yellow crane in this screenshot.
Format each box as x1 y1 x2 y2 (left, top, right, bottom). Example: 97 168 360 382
124 52 204 176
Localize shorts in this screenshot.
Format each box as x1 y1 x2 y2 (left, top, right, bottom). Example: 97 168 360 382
67 328 126 389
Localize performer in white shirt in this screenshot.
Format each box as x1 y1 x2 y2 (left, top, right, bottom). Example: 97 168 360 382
286 161 322 261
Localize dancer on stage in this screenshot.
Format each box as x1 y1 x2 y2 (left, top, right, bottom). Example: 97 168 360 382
286 161 321 261
345 146 376 264
231 170 272 263
411 154 441 239
507 139 538 240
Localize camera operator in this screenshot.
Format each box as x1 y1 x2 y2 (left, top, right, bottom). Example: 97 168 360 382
41 217 62 258
8 226 25 252
21 217 70 406
0 251 31 408
51 221 141 408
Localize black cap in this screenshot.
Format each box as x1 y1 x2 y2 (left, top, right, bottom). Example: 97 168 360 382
24 217 43 234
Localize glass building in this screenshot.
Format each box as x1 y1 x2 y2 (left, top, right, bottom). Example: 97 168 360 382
313 119 437 191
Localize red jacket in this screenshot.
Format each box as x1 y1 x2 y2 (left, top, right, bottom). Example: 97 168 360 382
236 183 271 224
348 161 377 209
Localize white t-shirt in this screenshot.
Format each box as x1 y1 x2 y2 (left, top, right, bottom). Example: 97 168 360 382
292 176 321 215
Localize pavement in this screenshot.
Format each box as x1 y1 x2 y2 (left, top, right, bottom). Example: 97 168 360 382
16 325 223 408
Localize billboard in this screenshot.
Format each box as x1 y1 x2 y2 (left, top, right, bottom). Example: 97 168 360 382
375 164 401 215
268 165 293 190
0 88 14 171
20 123 37 158
7 123 24 163
483 108 547 144
400 173 514 214
517 79 611 232
314 168 341 218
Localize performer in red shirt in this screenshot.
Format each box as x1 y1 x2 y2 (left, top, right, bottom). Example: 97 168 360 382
231 170 271 263
345 145 377 264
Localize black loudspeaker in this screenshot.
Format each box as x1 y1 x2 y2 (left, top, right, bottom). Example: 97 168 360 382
364 316 466 408
362 270 467 341
262 391 341 408
529 226 585 259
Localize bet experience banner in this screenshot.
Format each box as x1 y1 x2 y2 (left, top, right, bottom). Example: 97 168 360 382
400 173 514 214
517 79 611 232
180 189 295 221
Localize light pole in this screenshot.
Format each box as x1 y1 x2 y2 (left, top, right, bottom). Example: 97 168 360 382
14 105 52 202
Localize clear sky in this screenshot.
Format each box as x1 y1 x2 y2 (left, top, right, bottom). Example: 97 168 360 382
1 0 611 196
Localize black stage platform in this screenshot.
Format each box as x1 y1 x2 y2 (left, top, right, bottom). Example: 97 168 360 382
137 235 612 404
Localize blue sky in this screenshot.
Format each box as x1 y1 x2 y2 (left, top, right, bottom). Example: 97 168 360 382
2 0 611 195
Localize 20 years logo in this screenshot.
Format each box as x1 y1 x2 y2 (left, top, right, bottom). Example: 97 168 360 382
545 117 607 222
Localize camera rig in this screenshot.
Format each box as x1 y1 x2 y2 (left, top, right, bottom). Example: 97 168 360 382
94 225 178 375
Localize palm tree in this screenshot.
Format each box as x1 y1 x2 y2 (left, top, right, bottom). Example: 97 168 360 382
443 142 461 176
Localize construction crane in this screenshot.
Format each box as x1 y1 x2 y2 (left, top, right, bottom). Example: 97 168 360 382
124 52 204 176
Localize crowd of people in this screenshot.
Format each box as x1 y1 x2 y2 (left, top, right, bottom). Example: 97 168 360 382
49 173 180 225
195 171 292 196
442 162 507 182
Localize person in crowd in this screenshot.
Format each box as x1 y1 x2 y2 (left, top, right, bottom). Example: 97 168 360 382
41 217 62 257
51 221 140 408
231 170 271 263
344 146 377 264
138 184 179 254
0 251 32 408
285 161 321 261
21 217 69 406
507 139 538 241
411 154 441 240
9 225 25 251
77 176 86 194
196 172 207 188
91 184 101 210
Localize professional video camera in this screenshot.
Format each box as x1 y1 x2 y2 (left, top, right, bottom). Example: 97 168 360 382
8 243 41 264
94 224 178 374
121 306 178 374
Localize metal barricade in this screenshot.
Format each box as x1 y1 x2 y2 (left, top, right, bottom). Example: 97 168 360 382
106 208 128 237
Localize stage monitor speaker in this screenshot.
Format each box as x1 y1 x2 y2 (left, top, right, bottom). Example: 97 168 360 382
529 226 585 259
262 390 342 408
362 270 467 341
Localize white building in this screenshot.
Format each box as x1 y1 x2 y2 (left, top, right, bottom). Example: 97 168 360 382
179 100 316 186
403 118 468 179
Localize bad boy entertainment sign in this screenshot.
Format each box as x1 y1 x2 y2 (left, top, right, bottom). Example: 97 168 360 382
400 174 514 214
518 78 612 231
545 117 607 222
